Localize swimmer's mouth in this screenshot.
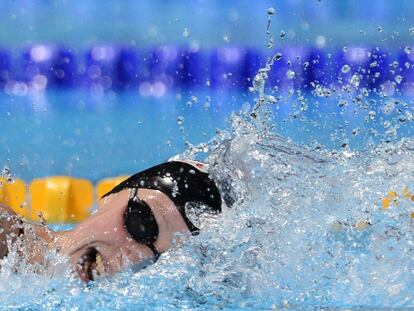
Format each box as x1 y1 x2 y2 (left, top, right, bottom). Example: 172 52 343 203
76 247 105 283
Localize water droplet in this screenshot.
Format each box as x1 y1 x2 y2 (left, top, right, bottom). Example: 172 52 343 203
343 46 348 53
280 30 286 39
267 7 276 15
352 127 360 136
286 70 295 79
368 111 376 119
267 39 274 49
377 26 384 33
409 27 414 35
398 116 407 123
392 61 399 68
383 101 395 114
395 75 403 84
350 74 361 87
182 27 190 37
370 61 378 68
177 116 185 125
405 46 412 54
274 53 282 61
341 64 351 73
338 99 348 107
253 71 266 94
2 167 10 175
386 127 397 137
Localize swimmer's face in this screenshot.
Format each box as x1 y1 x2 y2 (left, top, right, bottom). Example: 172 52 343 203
60 189 190 282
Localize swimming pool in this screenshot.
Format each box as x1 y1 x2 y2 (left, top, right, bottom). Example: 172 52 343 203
1 84 414 309
1 1 414 310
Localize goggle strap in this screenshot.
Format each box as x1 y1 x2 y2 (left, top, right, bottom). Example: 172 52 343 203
147 243 161 262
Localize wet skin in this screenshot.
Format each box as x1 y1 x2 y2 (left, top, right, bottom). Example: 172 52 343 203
0 188 191 282
56 188 191 282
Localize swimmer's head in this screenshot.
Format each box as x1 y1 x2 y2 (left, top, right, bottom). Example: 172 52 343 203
59 188 191 282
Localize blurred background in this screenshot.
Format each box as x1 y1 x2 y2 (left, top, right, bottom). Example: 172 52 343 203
0 0 413 181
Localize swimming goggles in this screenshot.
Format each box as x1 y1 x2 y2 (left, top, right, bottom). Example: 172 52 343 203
124 188 161 261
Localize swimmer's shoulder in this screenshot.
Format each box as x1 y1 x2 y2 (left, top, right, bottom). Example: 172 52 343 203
0 203 23 259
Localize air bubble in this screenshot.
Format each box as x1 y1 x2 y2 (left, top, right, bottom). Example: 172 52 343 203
405 46 412 54
377 26 383 32
409 27 414 35
280 30 286 39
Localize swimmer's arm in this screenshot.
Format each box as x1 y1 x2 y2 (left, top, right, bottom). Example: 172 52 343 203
0 203 22 258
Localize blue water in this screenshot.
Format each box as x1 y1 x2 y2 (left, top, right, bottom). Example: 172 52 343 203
1 88 413 182
0 85 414 309
0 0 413 309
0 89 240 182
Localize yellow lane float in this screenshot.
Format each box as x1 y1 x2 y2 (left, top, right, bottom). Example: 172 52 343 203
0 178 26 213
0 175 130 224
29 176 93 223
96 176 129 201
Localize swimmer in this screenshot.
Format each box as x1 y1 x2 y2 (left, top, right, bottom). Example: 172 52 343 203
0 160 224 282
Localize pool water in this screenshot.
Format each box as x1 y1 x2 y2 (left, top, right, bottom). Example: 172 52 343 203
1 88 413 182
0 82 414 309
